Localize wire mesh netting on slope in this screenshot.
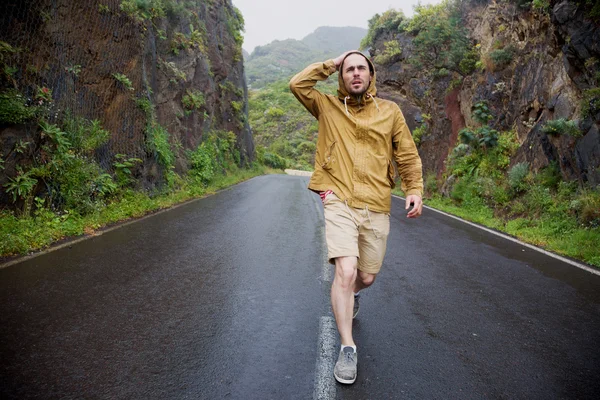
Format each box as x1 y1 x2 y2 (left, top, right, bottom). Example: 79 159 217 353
0 0 150 174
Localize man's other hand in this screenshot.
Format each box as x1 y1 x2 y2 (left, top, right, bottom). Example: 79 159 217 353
333 50 357 70
405 195 423 218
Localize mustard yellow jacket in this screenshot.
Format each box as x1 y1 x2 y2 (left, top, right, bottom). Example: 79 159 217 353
289 56 423 213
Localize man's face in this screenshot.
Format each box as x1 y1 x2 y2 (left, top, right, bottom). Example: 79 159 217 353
341 54 372 96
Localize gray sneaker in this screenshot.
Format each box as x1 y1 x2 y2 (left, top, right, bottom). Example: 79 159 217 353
353 294 360 319
334 346 357 384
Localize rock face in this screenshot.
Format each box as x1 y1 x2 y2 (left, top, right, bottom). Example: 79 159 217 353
0 0 253 203
371 0 600 186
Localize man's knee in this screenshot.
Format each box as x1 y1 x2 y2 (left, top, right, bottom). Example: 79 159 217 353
358 271 376 287
334 256 358 287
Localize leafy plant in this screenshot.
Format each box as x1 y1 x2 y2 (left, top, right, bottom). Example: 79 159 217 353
113 154 142 187
65 65 82 76
472 101 493 124
508 162 530 193
373 41 402 65
113 73 134 91
0 90 38 124
146 123 174 169
541 118 581 137
488 46 514 69
581 88 600 119
4 168 37 202
182 89 205 113
412 125 427 146
62 116 111 153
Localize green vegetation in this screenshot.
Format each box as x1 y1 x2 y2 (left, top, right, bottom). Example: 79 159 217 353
373 41 402 65
146 123 175 169
412 124 426 146
487 46 514 69
0 90 38 124
182 89 205 113
225 5 244 61
245 27 366 88
396 1 477 77
248 78 337 170
0 165 268 258
113 73 134 91
541 118 581 137
421 181 600 267
412 105 600 266
360 9 406 50
581 88 600 119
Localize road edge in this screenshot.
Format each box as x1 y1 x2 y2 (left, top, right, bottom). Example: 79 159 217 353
392 194 600 276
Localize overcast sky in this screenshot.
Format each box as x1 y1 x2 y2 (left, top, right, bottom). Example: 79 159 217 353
232 0 442 53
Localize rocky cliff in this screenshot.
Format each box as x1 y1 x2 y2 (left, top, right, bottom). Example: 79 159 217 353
370 0 599 187
0 0 253 207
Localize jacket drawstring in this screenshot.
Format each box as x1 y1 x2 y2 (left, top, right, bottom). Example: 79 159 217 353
367 93 379 111
344 96 350 116
345 94 379 116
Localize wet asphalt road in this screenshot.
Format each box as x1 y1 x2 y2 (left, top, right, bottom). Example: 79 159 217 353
1 174 599 400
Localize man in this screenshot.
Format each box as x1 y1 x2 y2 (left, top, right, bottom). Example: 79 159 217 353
289 51 424 384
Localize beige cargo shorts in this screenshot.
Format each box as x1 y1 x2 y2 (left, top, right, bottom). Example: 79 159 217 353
323 192 390 274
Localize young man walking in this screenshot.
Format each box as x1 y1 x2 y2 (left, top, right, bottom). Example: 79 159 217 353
289 51 424 384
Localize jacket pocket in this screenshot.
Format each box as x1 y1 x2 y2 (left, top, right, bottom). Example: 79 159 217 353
321 141 337 170
387 159 396 188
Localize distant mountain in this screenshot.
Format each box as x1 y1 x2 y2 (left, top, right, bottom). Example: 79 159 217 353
244 26 367 88
301 26 367 55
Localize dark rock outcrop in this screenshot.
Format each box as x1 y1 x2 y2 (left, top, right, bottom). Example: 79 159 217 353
370 0 599 187
0 0 253 204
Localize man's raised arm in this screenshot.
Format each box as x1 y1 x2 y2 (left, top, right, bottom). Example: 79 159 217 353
289 51 355 118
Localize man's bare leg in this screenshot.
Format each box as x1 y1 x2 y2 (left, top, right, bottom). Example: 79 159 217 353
354 270 376 293
331 256 358 346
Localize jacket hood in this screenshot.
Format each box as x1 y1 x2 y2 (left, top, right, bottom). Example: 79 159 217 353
337 51 377 104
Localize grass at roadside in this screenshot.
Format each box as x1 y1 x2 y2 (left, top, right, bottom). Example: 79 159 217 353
393 187 600 268
0 165 275 259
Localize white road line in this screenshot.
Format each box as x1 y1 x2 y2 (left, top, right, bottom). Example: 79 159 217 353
311 190 336 399
313 316 337 400
392 195 600 276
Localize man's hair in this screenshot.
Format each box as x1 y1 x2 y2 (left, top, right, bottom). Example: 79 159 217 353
340 52 374 75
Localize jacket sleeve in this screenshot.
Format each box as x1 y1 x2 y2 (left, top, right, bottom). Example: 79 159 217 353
392 107 424 197
289 60 337 119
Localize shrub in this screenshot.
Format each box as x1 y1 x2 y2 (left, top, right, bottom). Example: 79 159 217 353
62 116 110 153
189 141 216 184
508 162 530 194
373 41 402 65
424 172 438 196
535 162 562 189
262 152 288 170
265 107 285 120
488 47 514 68
360 9 405 49
147 123 174 169
472 101 493 124
570 188 600 227
523 185 554 216
541 118 581 137
581 88 600 119
412 125 427 146
182 89 205 113
0 90 38 124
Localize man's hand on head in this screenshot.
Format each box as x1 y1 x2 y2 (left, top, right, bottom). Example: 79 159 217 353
334 50 357 71
405 195 423 219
